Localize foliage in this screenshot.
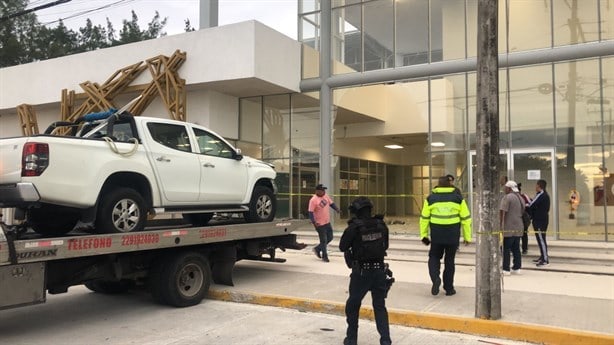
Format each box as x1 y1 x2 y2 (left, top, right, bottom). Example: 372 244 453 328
0 1 174 67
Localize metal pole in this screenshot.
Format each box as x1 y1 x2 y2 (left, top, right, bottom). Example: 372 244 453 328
320 0 333 193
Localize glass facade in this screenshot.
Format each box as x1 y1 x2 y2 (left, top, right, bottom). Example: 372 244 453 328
238 0 614 240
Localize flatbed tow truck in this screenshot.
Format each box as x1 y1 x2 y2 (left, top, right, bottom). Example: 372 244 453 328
0 219 306 310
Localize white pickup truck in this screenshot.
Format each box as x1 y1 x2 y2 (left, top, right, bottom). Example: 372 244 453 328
0 111 277 236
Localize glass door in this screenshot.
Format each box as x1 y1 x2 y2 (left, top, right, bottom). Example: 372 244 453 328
291 165 319 219
511 149 557 238
469 149 557 237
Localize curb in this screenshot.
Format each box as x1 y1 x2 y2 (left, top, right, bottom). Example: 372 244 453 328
207 289 614 345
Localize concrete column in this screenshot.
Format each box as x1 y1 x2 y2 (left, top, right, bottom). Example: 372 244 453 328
199 0 218 29
319 0 332 192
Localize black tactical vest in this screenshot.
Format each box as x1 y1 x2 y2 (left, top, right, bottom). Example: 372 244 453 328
351 217 387 262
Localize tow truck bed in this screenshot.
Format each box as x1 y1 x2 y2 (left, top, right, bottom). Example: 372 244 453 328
0 220 306 310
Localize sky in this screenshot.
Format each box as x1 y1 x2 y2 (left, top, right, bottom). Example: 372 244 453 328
31 0 298 39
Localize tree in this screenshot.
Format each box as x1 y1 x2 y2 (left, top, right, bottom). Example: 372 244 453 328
0 0 39 66
184 19 195 32
78 18 109 52
117 10 167 45
0 2 168 67
43 20 78 59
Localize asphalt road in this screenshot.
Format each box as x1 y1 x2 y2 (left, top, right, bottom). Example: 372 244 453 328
0 285 533 345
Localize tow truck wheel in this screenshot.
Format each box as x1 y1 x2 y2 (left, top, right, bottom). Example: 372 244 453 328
149 252 211 307
244 186 276 223
85 280 133 294
182 213 213 226
95 187 147 233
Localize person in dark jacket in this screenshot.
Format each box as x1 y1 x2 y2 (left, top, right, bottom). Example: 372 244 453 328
529 179 550 266
420 176 472 296
339 196 391 345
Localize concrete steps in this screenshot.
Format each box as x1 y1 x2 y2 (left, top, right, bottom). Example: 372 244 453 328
294 230 614 276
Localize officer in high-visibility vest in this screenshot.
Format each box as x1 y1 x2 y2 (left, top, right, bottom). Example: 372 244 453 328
420 176 472 296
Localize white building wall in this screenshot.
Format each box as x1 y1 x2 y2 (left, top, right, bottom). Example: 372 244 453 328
0 21 301 139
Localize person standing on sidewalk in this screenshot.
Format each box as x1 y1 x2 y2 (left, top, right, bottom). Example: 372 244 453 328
499 181 524 275
529 179 551 267
308 184 340 262
339 196 391 345
517 183 532 254
420 176 472 296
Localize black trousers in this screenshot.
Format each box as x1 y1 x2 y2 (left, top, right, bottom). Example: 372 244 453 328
345 267 391 345
534 223 549 262
502 236 522 271
428 242 457 292
521 224 529 253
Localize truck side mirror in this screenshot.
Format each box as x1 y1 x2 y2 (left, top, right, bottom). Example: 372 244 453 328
234 148 243 160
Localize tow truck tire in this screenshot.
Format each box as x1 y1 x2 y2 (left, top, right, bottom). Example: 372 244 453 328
29 205 79 237
85 280 133 294
244 186 276 223
149 252 211 307
182 213 213 226
96 187 147 233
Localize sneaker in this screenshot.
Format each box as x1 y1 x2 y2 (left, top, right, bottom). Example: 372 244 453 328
511 269 522 275
532 258 542 263
322 257 330 262
312 247 321 259
502 270 511 276
431 277 441 295
445 289 456 296
536 260 549 267
522 250 528 254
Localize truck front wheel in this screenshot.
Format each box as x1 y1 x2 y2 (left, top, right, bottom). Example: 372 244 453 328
149 252 211 307
96 188 147 233
244 186 276 223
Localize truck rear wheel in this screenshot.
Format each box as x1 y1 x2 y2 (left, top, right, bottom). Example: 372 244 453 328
244 186 276 223
96 187 147 233
29 205 79 237
149 252 211 307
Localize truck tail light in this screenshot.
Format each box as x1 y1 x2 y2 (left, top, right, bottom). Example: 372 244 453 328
22 142 49 177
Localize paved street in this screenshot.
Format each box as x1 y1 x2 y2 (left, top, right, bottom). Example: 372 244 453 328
1 231 612 345
0 286 532 345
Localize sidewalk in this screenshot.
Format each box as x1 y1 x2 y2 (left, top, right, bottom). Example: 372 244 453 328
206 233 614 345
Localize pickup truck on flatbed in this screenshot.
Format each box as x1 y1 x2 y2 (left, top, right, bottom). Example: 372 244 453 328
0 110 277 236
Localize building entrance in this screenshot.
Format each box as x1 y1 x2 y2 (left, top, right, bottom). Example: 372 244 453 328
469 149 558 238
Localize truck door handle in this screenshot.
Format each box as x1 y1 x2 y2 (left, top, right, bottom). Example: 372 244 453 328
203 162 215 168
156 156 171 162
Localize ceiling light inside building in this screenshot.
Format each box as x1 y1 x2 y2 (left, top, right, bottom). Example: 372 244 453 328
384 144 404 149
431 142 445 147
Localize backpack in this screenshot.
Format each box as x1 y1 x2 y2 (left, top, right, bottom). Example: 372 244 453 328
351 217 387 262
515 193 531 229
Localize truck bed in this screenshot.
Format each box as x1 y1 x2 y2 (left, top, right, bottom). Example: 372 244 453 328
0 219 306 267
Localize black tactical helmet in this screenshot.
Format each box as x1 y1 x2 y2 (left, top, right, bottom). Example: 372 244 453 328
349 196 373 214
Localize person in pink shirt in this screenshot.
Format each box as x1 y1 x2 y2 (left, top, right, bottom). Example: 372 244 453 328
308 184 340 262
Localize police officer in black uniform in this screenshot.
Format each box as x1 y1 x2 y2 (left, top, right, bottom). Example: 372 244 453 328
339 196 392 345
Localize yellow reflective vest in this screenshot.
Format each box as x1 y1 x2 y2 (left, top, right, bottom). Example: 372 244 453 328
419 187 472 243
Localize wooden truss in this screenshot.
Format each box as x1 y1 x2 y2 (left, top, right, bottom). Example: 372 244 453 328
130 50 187 121
16 50 187 136
17 104 39 136
61 61 147 122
